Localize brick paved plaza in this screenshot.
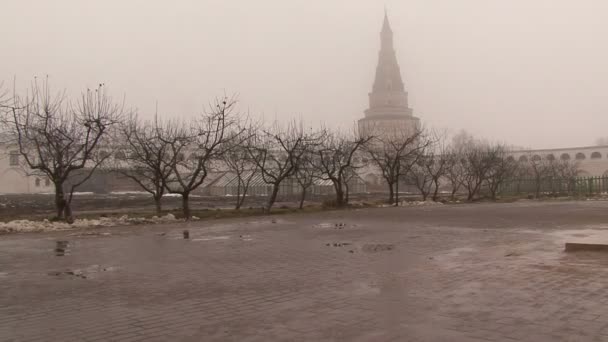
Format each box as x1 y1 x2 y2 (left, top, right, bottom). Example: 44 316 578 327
3 201 608 341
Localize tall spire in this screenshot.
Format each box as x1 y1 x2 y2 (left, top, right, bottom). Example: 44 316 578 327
365 12 412 118
382 9 392 34
358 11 420 139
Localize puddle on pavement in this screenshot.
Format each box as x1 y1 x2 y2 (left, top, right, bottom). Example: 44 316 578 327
239 235 253 241
68 232 111 237
362 244 395 253
326 242 352 248
314 222 350 230
48 265 119 280
54 241 70 256
191 236 231 242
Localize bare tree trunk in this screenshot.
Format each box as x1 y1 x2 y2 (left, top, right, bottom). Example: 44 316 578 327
235 180 242 210
336 187 345 207
467 189 475 201
154 195 162 215
345 181 350 205
387 181 395 204
266 184 280 213
333 180 345 207
54 183 66 220
299 187 307 209
64 202 74 224
432 182 440 202
395 179 400 206
182 192 191 220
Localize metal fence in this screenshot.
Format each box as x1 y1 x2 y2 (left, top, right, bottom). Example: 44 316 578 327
499 176 608 196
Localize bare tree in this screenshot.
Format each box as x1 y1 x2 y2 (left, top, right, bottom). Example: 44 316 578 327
2 80 123 222
461 140 503 201
424 133 452 201
315 130 371 207
222 126 258 210
364 128 428 205
114 114 178 215
164 96 242 219
444 151 466 201
404 157 434 201
553 159 582 181
294 150 319 209
443 130 476 201
483 145 519 200
249 121 320 213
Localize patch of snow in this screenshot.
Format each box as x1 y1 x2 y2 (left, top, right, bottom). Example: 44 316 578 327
0 212 183 233
110 191 150 195
401 200 444 207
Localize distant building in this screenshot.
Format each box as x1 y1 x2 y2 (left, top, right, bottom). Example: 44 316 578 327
509 145 608 176
0 134 53 194
358 13 420 140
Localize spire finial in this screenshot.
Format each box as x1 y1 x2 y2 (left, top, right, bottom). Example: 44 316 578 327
382 7 392 33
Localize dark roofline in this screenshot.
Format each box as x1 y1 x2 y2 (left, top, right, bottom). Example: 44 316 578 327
511 145 608 153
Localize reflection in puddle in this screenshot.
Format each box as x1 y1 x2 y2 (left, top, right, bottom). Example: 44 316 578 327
55 241 70 256
191 236 231 242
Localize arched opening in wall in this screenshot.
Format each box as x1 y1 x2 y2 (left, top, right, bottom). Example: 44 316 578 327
561 153 571 160
546 154 555 161
576 153 586 160
506 156 515 162
519 156 528 162
35 178 40 187
591 152 602 159
532 155 542 161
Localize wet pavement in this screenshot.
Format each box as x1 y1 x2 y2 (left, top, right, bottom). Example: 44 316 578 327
3 201 608 341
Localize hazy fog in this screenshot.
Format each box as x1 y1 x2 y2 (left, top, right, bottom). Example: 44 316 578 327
2 0 608 149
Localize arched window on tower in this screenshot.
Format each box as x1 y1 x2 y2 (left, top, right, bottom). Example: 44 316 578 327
591 152 602 159
576 153 586 160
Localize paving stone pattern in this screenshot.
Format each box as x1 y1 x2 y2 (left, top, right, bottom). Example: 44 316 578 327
3 201 608 341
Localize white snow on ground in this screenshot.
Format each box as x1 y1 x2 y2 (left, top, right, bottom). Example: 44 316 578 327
403 200 445 206
378 201 445 208
109 191 150 196
0 213 196 233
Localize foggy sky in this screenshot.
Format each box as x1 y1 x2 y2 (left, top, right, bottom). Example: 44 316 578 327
2 0 608 149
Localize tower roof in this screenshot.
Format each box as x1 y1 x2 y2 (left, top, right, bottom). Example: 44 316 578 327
382 11 392 34
372 13 404 94
363 12 415 119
